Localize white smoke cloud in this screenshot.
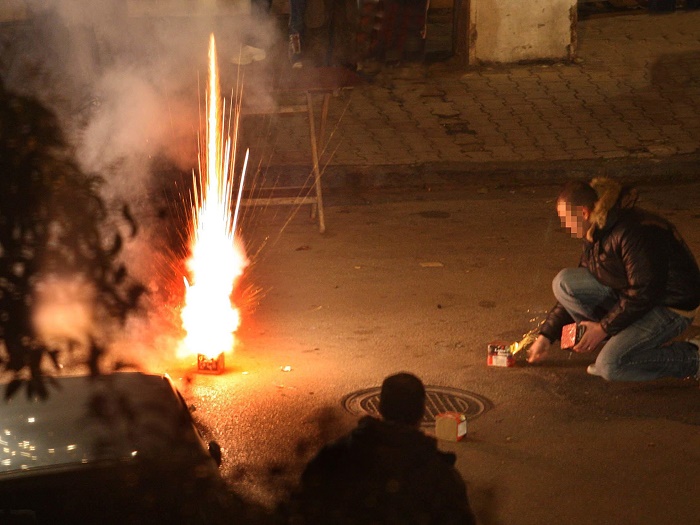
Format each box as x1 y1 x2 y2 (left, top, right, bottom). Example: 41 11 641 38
32 275 95 350
11 0 277 196
4 0 280 370
77 67 198 196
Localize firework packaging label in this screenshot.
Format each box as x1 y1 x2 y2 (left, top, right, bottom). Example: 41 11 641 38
487 340 515 367
435 412 468 442
561 323 585 351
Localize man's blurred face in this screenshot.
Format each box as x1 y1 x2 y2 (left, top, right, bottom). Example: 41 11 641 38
557 200 591 239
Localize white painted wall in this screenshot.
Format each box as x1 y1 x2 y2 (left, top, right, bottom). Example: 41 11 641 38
471 0 577 63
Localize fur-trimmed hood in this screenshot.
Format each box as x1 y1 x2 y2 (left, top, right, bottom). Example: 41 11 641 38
587 177 638 241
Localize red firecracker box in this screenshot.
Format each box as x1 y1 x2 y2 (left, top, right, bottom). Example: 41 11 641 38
561 323 585 350
487 341 515 367
435 412 467 442
197 353 225 374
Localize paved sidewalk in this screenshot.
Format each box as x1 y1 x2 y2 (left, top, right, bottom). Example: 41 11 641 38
263 10 700 188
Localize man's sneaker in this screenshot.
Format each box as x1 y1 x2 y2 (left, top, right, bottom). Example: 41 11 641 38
288 33 302 68
586 364 599 376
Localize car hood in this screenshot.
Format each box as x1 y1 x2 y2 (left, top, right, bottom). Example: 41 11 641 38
1 373 210 475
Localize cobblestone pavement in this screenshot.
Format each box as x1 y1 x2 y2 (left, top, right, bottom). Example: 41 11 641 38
264 10 700 185
1 7 697 187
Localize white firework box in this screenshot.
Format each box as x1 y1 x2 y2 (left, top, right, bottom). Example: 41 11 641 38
435 412 467 442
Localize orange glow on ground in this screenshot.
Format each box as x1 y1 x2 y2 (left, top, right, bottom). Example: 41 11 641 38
178 34 248 360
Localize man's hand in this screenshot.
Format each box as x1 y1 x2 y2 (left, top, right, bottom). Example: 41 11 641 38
573 321 607 353
527 335 551 363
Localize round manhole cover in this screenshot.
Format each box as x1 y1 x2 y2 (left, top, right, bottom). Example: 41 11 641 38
342 386 492 428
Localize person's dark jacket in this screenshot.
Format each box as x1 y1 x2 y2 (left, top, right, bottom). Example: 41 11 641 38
540 177 700 343
289 416 476 525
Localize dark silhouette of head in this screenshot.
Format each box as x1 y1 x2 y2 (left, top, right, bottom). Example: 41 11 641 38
379 373 426 426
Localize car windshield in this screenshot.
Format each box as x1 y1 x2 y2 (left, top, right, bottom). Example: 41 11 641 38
1 373 202 475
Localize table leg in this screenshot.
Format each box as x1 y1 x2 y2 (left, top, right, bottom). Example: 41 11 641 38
306 91 326 233
319 92 330 153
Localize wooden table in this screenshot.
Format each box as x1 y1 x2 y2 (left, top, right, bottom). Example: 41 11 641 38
241 67 362 233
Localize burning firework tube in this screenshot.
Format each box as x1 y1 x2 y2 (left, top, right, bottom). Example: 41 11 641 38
487 329 539 367
435 412 467 442
197 353 225 374
179 35 248 371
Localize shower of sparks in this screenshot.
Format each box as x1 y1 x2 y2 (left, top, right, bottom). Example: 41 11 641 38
510 330 538 356
507 312 547 357
178 34 249 360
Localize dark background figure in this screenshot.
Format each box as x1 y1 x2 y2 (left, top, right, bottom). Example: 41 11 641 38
249 1 365 70
275 0 360 69
316 0 356 68
356 0 429 66
381 0 430 64
250 0 307 66
288 372 477 525
356 0 384 65
287 0 306 66
251 0 273 14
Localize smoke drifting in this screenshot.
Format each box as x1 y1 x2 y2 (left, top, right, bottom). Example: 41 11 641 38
6 0 276 197
1 0 280 371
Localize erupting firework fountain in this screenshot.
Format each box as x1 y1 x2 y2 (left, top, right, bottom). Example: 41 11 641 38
177 34 249 373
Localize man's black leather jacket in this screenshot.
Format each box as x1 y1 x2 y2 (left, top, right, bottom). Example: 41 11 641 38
540 179 700 342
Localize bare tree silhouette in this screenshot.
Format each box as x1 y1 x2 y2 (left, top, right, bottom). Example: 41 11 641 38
0 79 145 399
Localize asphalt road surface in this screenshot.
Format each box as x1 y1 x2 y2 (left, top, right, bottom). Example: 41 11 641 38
149 178 700 524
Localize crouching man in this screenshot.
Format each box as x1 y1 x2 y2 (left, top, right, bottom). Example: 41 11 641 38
527 178 700 382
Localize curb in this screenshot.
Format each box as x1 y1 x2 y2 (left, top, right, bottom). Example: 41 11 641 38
260 152 700 192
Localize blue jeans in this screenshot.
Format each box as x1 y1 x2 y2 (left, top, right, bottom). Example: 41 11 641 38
552 268 698 381
289 0 307 35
